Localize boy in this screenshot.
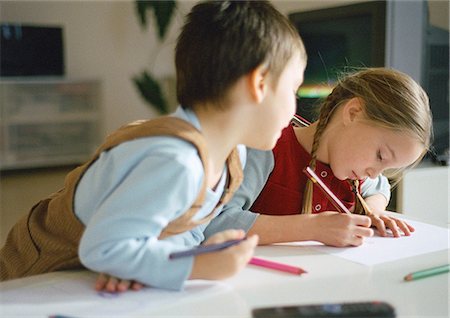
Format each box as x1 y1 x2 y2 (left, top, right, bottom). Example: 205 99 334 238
0 0 307 290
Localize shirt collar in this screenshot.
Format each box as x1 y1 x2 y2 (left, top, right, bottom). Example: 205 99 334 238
172 106 202 131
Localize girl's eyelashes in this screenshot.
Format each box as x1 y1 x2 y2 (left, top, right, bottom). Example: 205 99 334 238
377 150 383 161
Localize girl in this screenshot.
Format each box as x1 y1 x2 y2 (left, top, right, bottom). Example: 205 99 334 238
206 67 433 247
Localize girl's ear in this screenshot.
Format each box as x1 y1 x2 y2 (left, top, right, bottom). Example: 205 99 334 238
248 64 269 103
343 97 364 125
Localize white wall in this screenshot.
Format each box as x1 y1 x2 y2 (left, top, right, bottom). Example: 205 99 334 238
1 0 448 137
0 0 196 136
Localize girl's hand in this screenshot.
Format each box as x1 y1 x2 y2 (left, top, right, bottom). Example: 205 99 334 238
369 212 415 237
363 194 414 237
310 212 373 247
94 273 145 293
190 229 258 280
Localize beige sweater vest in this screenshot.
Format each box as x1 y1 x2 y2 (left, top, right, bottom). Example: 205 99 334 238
0 116 243 281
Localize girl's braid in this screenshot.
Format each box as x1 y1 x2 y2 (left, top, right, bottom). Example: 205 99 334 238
350 179 373 215
301 84 352 214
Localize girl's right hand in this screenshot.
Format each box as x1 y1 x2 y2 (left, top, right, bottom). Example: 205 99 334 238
189 229 259 280
310 212 373 247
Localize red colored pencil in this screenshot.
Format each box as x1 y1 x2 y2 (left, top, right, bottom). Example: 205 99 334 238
249 257 307 275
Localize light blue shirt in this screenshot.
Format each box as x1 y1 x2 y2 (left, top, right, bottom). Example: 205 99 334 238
204 147 391 238
75 106 246 290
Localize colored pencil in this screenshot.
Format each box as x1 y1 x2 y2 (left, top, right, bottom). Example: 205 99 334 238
293 117 352 215
291 114 311 127
404 264 450 281
304 166 351 214
354 189 373 216
249 257 307 275
169 238 245 259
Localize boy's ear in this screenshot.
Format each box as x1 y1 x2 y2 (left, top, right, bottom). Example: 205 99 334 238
248 64 269 103
343 97 364 125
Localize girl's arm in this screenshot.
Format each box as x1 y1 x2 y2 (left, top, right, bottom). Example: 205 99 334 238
360 174 391 204
364 194 415 237
247 213 373 247
364 193 389 215
361 176 415 237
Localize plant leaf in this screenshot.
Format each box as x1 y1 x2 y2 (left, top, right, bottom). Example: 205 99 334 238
135 1 148 28
133 71 169 114
135 0 176 39
152 0 176 39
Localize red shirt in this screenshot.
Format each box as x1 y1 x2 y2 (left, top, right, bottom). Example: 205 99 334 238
250 125 361 215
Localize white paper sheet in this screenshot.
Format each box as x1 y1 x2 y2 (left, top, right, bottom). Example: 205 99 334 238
287 219 449 265
0 271 233 318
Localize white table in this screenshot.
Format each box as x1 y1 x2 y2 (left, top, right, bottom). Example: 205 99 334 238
1 220 449 318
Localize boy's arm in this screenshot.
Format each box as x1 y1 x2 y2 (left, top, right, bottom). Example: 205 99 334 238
189 229 258 280
204 148 274 238
77 139 205 291
96 229 259 293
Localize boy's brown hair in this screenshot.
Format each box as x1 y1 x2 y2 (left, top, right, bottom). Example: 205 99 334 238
176 0 306 109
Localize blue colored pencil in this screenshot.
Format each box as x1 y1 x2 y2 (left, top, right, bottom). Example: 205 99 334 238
169 238 245 259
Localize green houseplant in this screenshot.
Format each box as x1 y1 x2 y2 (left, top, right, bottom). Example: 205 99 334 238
133 0 177 114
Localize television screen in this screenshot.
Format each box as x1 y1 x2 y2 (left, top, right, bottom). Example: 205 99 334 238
424 26 449 163
289 1 386 121
1 23 64 76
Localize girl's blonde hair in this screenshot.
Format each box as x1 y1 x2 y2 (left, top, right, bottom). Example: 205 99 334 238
302 68 433 214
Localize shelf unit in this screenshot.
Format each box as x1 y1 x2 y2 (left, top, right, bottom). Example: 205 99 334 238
0 78 101 170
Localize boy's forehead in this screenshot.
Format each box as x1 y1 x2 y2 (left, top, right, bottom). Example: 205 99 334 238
290 53 306 79
291 51 307 69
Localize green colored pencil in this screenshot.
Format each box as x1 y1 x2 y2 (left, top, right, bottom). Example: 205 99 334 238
404 264 450 281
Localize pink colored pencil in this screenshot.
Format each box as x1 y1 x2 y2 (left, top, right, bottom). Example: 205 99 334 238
249 257 307 275
304 166 351 214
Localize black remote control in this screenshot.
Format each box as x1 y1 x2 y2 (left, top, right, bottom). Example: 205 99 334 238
252 301 396 318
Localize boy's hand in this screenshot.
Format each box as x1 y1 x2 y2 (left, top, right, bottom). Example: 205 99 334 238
368 212 415 237
95 273 144 293
310 212 373 247
93 229 257 292
189 229 258 280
